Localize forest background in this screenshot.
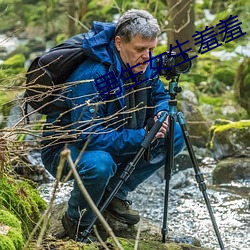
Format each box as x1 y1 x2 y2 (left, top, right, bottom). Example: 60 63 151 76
0 0 250 126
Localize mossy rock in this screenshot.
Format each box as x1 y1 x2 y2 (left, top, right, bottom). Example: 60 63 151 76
0 209 24 250
106 237 210 250
0 174 47 239
213 157 250 184
209 120 250 160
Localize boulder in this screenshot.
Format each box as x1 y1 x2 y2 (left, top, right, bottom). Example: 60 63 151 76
209 120 250 160
179 100 211 148
42 201 212 250
213 157 250 184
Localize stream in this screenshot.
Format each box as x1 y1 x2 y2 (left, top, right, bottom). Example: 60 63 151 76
38 155 250 250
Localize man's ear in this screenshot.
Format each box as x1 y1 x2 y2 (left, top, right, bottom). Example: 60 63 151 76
115 36 122 51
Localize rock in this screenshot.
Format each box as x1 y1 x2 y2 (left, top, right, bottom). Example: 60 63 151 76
209 120 250 160
44 201 212 250
179 100 211 148
181 89 198 105
170 168 193 189
213 157 250 184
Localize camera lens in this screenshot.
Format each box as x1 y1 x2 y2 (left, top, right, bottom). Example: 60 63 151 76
174 53 191 73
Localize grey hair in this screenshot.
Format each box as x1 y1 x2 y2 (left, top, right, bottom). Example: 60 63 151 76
115 9 160 43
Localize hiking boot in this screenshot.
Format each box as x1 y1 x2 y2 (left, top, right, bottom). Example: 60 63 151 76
105 196 140 225
61 213 97 243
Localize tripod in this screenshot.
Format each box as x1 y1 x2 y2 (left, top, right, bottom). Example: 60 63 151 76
82 77 225 249
81 110 168 241
161 76 225 249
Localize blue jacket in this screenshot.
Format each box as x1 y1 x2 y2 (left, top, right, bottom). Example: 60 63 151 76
44 21 170 156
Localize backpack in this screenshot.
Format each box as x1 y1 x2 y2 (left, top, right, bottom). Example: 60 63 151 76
24 34 87 115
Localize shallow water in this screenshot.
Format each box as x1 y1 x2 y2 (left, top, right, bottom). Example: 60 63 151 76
38 157 250 250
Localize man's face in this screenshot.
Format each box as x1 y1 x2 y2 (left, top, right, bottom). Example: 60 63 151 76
115 35 157 74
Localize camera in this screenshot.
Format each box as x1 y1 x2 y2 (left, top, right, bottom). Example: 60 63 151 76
156 51 192 80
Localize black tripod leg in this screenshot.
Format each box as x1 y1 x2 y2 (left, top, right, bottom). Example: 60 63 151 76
81 112 168 241
162 114 175 243
177 112 225 250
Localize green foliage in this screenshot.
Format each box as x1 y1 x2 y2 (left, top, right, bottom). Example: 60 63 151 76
186 52 240 95
199 95 224 107
0 54 26 86
0 175 47 239
213 67 235 86
1 54 25 69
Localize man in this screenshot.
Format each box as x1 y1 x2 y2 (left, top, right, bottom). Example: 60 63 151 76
41 9 185 241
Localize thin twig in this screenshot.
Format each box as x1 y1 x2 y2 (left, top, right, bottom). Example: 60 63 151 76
134 220 142 250
68 14 90 31
93 225 110 250
62 148 124 250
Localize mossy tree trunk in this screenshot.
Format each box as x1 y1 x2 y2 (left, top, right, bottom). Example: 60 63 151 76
234 57 250 117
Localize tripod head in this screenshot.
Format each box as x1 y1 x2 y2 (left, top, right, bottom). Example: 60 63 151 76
168 76 182 100
156 51 191 99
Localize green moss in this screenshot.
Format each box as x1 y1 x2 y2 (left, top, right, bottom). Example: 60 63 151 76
1 54 25 69
199 95 224 107
0 175 47 239
7 228 24 249
0 209 24 249
0 235 16 250
106 237 207 250
0 209 21 229
213 67 235 86
213 120 250 133
209 120 250 151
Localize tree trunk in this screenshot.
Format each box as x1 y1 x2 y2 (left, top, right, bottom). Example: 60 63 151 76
78 0 88 20
67 0 76 36
167 0 195 52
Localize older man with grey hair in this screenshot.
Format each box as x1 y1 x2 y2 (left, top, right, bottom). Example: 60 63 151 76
41 9 185 241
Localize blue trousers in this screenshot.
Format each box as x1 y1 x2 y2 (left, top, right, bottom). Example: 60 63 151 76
41 123 185 226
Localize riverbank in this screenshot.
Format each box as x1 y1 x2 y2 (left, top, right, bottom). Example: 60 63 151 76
38 155 250 250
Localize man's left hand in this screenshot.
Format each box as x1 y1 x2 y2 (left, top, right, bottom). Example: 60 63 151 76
154 111 169 139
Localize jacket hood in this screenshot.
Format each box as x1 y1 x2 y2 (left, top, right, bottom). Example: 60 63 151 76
82 21 116 65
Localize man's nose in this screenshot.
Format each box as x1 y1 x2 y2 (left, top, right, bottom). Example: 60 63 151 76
142 50 150 61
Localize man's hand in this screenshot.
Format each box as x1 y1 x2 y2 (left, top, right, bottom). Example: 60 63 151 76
154 111 169 139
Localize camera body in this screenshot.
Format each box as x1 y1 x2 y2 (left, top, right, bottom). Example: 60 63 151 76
156 52 192 80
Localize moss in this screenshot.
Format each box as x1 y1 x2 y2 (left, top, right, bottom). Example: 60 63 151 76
106 237 209 250
213 67 235 86
213 120 250 133
7 228 24 249
0 174 47 239
0 209 21 229
0 235 16 250
209 120 250 151
1 54 25 69
0 209 24 249
199 95 224 108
